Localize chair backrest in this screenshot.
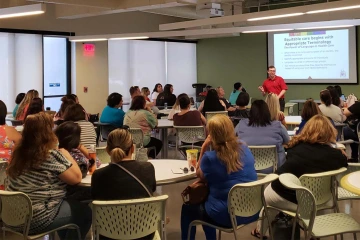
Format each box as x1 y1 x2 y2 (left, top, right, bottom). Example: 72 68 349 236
0 161 8 188
299 168 347 206
174 126 206 144
96 147 110 164
129 128 144 147
248 145 278 172
92 195 168 240
284 102 297 116
228 174 278 225
279 174 316 232
205 111 228 121
0 190 32 236
334 123 346 141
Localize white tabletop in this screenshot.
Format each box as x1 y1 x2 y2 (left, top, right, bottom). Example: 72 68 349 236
341 171 360 195
157 119 174 128
289 99 321 104
285 116 301 125
287 130 296 136
80 159 196 186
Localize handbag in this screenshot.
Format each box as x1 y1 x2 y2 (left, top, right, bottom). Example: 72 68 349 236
135 142 149 162
181 179 209 205
111 163 152 197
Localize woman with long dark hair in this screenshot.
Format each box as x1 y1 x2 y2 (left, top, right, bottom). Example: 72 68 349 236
198 89 226 115
151 83 163 104
24 97 44 119
7 112 91 239
15 89 39 121
235 100 289 171
156 84 176 107
319 89 346 123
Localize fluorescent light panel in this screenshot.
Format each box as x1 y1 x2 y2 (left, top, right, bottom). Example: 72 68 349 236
247 13 304 21
242 29 294 33
306 5 360 14
108 36 149 40
296 25 354 30
71 38 108 42
0 4 45 19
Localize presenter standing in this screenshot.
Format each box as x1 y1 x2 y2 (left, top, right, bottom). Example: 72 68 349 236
258 66 288 112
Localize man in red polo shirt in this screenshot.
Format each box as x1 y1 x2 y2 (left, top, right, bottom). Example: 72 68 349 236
258 65 288 111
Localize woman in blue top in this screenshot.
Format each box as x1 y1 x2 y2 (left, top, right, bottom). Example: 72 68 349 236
181 114 258 240
235 100 289 172
100 93 125 128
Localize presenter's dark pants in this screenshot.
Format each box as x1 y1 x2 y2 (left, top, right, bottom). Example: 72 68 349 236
279 98 285 112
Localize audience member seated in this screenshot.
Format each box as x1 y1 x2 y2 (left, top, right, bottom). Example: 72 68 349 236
327 85 342 108
229 82 243 105
55 121 100 201
335 85 346 106
265 93 287 128
24 97 44 119
141 87 151 102
92 128 156 240
296 99 320 134
129 86 141 100
6 112 91 240
15 89 39 121
54 96 76 125
253 115 348 238
181 115 258 240
156 84 176 107
100 93 125 128
343 101 360 161
319 89 346 123
168 93 186 120
231 92 250 126
12 93 25 117
216 86 236 114
151 83 163 104
124 96 162 158
174 95 206 126
63 104 97 151
198 89 226 115
0 101 21 162
235 100 289 171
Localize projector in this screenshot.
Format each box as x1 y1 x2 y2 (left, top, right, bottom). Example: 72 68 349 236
196 3 224 18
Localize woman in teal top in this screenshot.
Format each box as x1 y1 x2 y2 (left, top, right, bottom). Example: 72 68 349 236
229 82 243 105
100 93 125 128
12 93 25 117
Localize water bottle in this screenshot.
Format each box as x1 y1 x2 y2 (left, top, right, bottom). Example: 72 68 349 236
164 102 168 110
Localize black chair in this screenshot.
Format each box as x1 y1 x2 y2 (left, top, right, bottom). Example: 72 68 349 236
93 122 117 146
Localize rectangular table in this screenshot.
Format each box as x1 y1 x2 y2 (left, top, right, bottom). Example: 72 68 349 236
289 99 321 115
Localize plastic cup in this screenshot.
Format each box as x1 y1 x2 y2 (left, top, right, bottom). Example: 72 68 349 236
186 149 198 168
88 145 97 175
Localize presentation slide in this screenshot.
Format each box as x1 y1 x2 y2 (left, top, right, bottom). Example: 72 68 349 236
268 27 357 84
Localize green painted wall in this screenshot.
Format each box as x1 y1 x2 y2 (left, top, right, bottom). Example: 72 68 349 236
197 27 360 105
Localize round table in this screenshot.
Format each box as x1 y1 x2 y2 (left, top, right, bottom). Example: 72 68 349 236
341 171 360 195
80 159 197 186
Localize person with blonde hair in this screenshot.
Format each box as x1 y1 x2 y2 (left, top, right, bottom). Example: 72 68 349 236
181 115 257 240
6 112 91 239
252 114 348 238
265 93 287 128
91 129 156 240
15 89 39 121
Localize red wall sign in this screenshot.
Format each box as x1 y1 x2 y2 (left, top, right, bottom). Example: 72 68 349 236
83 43 95 56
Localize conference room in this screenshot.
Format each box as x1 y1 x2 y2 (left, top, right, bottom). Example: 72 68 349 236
1 0 360 239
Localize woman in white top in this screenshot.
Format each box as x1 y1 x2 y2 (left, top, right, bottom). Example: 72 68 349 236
151 83 163 104
319 89 346 123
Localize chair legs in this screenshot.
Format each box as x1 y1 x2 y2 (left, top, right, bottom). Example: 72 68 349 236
218 230 222 240
291 217 297 240
354 232 357 240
